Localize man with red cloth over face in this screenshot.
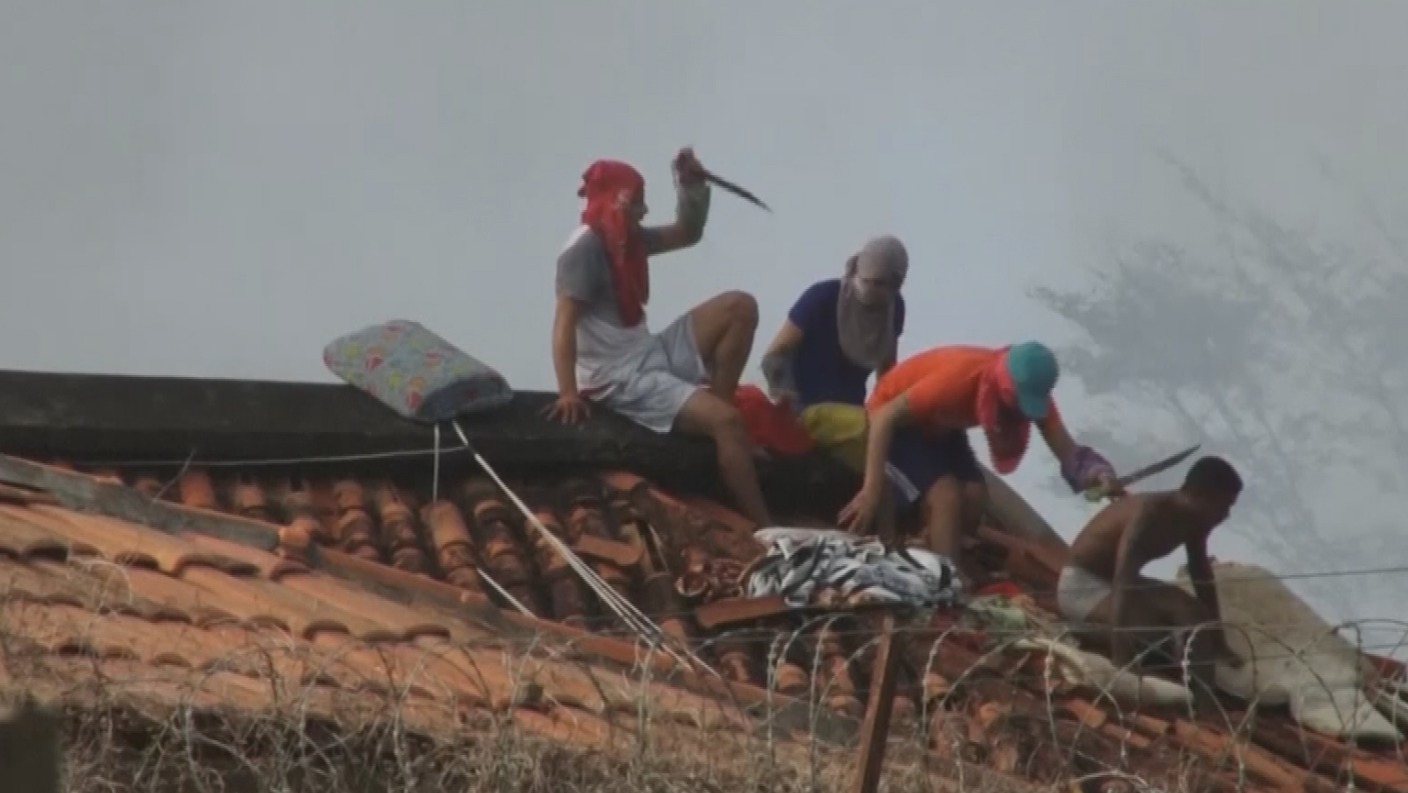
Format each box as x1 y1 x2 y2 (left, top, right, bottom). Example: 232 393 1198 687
838 342 1120 577
546 148 772 526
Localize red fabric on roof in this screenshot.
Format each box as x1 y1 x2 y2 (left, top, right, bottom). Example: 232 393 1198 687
733 385 815 456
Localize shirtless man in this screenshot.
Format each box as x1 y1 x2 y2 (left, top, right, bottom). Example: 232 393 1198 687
547 149 773 526
1060 455 1245 688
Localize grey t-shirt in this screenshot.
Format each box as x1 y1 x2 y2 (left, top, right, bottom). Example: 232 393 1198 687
554 181 710 388
554 226 665 389
554 225 663 331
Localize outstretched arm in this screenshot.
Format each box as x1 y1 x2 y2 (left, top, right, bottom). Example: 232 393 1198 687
1184 537 1222 622
761 281 838 404
841 371 965 531
860 395 910 498
1036 408 1077 461
760 320 804 402
840 394 912 531
1184 536 1237 662
550 296 583 398
1110 501 1157 667
1036 406 1116 493
859 381 972 499
547 237 603 423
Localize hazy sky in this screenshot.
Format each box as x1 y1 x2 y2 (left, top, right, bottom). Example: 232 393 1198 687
4 3 1406 630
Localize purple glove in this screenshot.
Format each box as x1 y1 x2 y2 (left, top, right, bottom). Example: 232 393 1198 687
1061 445 1115 493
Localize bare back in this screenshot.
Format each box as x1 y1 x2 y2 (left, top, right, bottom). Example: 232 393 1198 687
1067 491 1191 581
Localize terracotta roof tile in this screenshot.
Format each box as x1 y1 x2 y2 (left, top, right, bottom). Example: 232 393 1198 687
279 572 455 640
0 505 83 559
512 706 617 748
0 556 106 611
179 531 308 579
0 453 1402 791
112 564 239 625
0 461 791 759
19 505 257 576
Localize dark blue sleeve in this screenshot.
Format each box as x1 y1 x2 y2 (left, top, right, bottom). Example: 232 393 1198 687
787 280 838 333
894 294 907 336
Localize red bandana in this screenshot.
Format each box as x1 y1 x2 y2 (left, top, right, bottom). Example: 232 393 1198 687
975 347 1032 474
578 160 649 328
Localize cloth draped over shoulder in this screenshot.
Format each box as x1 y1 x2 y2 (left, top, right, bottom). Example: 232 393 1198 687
974 346 1032 475
578 160 649 328
976 347 1114 488
837 235 909 370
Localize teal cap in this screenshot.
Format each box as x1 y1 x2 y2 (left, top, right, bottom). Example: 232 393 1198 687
1005 342 1059 420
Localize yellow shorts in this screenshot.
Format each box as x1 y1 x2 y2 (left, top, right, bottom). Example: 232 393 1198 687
799 403 869 472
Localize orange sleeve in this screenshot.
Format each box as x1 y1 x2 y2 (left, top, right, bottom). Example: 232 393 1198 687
903 371 977 427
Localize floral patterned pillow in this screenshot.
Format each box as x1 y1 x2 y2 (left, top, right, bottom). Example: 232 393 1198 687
323 320 513 423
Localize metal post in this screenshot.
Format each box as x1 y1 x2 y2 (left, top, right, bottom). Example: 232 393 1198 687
850 610 901 793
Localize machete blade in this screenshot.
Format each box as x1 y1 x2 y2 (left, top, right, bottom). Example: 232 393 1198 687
1118 443 1202 488
1082 443 1202 502
702 170 773 213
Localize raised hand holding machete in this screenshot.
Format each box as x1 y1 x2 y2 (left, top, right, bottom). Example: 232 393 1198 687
1082 443 1202 502
674 147 772 213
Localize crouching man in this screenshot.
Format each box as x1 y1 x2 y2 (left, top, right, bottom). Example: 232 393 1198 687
840 342 1119 577
546 148 773 526
1060 455 1246 690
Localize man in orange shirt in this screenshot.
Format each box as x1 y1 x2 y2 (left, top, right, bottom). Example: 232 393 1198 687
839 342 1120 575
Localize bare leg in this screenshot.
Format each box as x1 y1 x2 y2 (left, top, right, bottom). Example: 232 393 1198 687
874 483 899 545
1082 588 1170 670
960 479 989 534
1149 585 1219 695
951 479 994 584
674 389 772 526
1086 582 1218 689
920 477 966 567
688 290 760 402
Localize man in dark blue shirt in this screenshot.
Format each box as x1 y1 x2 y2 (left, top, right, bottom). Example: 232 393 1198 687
759 236 908 482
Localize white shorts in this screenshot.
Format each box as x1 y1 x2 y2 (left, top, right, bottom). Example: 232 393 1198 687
1056 566 1113 622
582 314 707 434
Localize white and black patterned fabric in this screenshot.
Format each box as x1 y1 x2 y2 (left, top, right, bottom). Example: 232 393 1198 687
744 532 963 610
